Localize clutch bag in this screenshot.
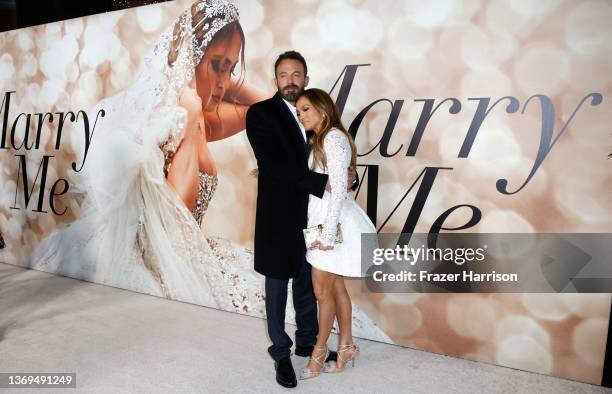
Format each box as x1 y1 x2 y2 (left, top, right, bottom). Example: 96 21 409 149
303 223 343 246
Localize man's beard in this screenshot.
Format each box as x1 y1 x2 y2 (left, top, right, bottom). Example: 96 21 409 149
279 84 304 102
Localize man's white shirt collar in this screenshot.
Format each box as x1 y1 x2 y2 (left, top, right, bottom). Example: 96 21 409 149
282 98 307 143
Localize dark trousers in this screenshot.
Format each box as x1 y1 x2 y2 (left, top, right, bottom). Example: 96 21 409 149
265 258 318 361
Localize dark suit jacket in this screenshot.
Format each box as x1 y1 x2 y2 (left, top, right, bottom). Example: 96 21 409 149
246 93 328 279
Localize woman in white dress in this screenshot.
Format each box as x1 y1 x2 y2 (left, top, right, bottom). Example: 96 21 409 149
296 88 377 379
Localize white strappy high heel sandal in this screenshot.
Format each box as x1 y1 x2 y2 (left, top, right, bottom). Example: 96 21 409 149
325 343 359 373
299 345 330 380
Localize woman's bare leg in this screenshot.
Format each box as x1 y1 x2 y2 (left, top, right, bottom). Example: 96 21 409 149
333 277 353 344
332 277 357 369
307 267 337 373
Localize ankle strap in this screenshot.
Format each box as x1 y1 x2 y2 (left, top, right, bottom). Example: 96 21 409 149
336 344 358 364
310 346 329 366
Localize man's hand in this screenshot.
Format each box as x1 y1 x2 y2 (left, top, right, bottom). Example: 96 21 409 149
325 167 356 192
250 168 259 177
347 167 357 191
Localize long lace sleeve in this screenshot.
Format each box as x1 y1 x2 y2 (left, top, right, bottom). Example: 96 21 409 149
319 129 351 247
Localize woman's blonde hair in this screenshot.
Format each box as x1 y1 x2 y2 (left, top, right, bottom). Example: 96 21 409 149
299 88 357 172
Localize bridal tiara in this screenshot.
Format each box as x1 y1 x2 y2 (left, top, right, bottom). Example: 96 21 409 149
191 0 240 65
160 0 240 103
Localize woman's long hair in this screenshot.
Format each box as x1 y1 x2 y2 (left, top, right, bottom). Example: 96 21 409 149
299 88 357 172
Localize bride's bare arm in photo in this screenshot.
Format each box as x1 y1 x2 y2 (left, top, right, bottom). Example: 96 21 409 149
205 79 267 141
166 56 263 210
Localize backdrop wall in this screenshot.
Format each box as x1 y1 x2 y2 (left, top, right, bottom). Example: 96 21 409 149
0 0 610 385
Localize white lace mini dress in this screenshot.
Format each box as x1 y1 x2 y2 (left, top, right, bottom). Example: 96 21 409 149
306 128 376 277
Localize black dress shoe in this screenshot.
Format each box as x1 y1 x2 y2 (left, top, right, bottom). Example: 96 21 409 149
295 345 338 362
326 350 338 362
275 357 297 388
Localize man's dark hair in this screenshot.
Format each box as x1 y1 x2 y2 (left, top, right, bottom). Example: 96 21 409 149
274 50 308 76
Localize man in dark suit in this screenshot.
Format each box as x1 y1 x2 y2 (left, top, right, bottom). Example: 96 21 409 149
246 51 355 388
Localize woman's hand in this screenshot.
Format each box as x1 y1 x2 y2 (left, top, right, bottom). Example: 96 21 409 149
307 240 320 250
318 243 334 251
307 240 334 251
225 78 268 105
179 86 203 115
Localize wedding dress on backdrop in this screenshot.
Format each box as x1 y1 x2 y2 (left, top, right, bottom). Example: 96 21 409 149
26 0 389 343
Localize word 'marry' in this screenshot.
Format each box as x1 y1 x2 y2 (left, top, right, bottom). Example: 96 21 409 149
330 64 603 238
0 91 105 215
331 64 602 195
